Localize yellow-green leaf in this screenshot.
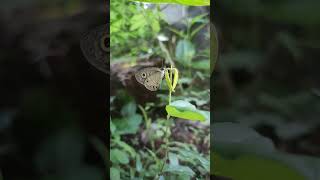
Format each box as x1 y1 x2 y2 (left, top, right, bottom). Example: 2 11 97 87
165 69 173 91
172 68 179 92
165 100 209 122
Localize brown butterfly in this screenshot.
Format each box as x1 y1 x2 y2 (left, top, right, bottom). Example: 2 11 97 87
135 67 165 91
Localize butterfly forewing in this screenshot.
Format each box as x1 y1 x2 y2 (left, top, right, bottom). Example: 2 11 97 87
135 67 161 84
135 67 164 91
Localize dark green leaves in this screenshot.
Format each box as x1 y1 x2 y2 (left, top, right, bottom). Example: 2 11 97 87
112 102 142 135
213 123 320 180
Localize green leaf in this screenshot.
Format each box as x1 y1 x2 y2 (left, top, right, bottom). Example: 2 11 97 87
214 153 306 180
172 68 179 92
130 0 210 6
110 119 116 134
169 152 179 166
113 114 142 135
166 100 208 122
136 155 143 172
121 102 137 116
172 148 210 172
110 149 129 164
110 167 121 180
165 68 173 91
213 122 320 179
167 27 185 38
151 20 161 33
190 23 207 39
175 40 195 65
192 60 210 70
130 15 147 31
163 164 195 177
190 13 209 26
114 140 136 157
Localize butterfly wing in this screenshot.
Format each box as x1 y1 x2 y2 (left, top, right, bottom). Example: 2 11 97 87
135 67 161 85
143 71 164 91
80 25 109 74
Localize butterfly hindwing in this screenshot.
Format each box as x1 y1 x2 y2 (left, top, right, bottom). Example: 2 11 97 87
143 71 164 91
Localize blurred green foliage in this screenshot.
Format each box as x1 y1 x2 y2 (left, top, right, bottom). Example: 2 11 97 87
110 0 163 58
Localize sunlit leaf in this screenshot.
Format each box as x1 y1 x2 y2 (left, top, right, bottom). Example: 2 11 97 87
166 100 208 122
172 68 179 92
165 69 173 91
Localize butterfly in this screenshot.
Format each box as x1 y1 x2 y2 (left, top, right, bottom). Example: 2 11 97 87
135 67 165 91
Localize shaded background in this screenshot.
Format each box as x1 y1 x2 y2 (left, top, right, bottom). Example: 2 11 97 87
212 1 320 179
213 0 320 156
0 0 107 179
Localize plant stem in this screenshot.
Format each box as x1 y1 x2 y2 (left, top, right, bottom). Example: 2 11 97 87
158 40 176 67
138 105 150 130
168 87 172 105
159 67 174 177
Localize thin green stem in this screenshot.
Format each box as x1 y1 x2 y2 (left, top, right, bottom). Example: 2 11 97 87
159 66 174 177
158 40 176 67
138 105 150 129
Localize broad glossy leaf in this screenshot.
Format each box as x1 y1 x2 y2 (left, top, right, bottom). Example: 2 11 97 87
166 100 209 122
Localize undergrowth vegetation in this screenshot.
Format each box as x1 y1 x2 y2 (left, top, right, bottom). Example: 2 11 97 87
110 1 210 179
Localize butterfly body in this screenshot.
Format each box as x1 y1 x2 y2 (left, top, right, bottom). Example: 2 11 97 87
135 67 164 91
